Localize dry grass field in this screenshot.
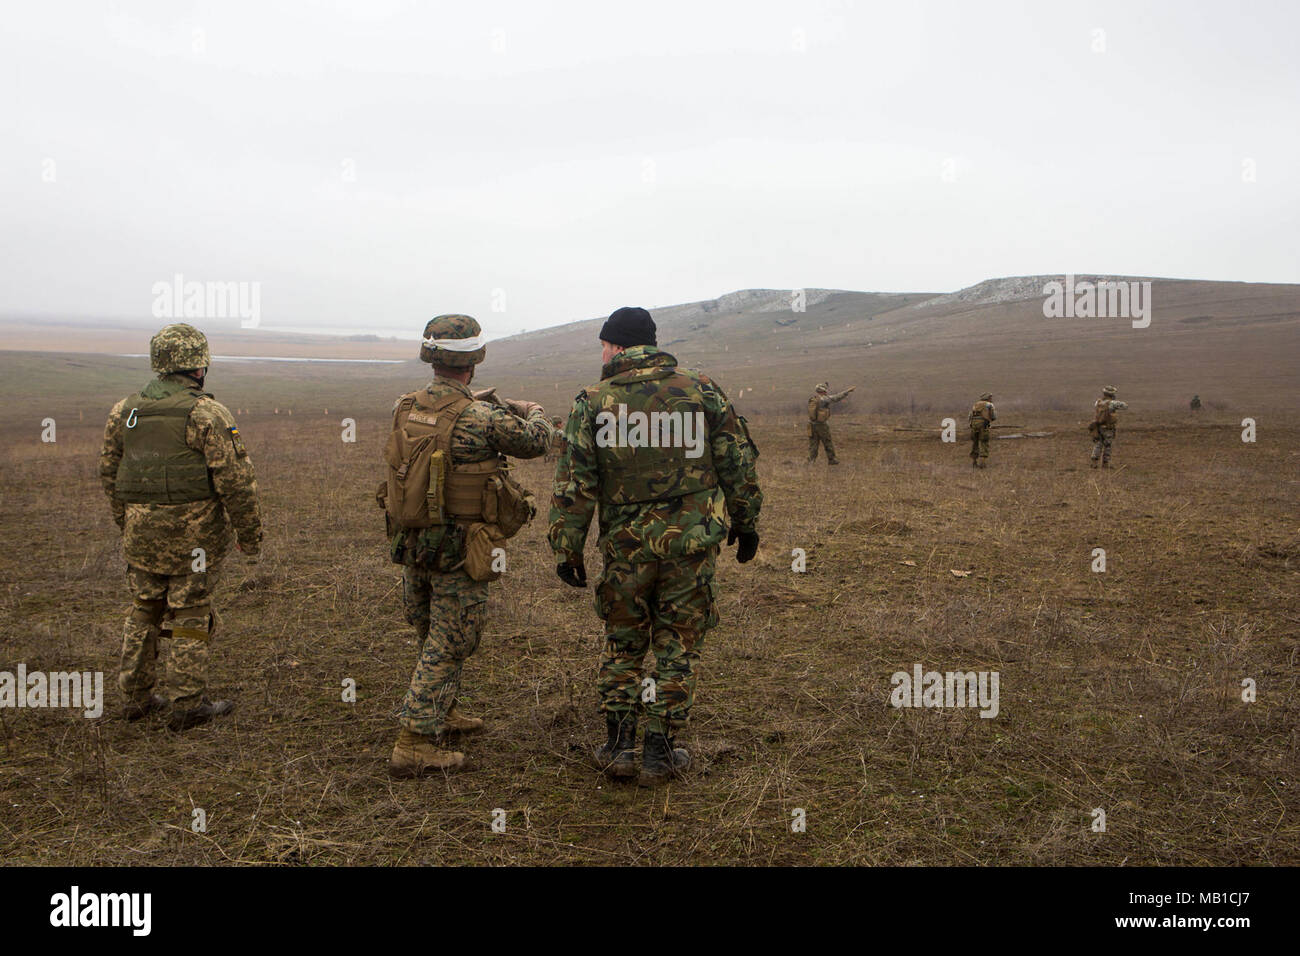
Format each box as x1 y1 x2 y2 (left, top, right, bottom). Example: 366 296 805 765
1 356 1296 864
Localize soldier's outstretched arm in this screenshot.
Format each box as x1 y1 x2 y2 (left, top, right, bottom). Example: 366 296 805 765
547 392 598 565
829 387 855 404
703 379 762 534
486 403 552 460
191 401 263 556
98 398 129 529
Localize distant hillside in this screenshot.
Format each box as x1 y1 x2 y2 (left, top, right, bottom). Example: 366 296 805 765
484 277 1300 415
4 275 1297 417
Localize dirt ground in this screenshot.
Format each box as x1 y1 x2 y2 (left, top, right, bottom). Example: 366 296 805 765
2 390 1295 866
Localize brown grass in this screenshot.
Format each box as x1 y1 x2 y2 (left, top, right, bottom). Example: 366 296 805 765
1 386 1296 866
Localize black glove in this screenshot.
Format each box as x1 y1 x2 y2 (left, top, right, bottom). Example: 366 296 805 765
727 527 759 564
556 558 587 588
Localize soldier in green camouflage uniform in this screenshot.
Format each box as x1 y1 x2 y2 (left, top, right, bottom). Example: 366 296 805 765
1090 385 1129 468
99 324 262 730
968 392 997 468
808 382 854 464
386 314 552 777
549 306 762 787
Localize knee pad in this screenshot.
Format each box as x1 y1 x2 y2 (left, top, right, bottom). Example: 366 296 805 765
130 597 166 627
170 603 214 642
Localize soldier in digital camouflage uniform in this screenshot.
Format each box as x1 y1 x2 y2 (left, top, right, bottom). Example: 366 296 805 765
549 307 762 787
99 323 262 730
386 314 552 777
807 382 855 465
1091 385 1129 468
968 392 997 468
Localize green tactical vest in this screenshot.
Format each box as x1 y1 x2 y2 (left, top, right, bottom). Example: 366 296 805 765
591 366 718 506
115 378 216 504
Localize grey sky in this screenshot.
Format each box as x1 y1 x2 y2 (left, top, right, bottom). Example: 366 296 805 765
2 0 1297 339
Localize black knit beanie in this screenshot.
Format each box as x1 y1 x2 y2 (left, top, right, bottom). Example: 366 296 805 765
599 306 657 347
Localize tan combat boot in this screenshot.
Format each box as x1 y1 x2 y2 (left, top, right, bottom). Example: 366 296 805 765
389 728 465 777
445 704 484 734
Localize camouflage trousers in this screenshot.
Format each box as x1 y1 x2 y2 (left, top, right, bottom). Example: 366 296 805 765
1091 426 1116 463
594 549 719 735
969 423 990 460
120 565 220 709
808 423 837 463
399 565 488 737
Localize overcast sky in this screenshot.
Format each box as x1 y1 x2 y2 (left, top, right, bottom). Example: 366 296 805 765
2 0 1297 339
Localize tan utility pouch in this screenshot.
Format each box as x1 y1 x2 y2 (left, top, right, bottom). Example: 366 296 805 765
463 522 507 582
1087 420 1101 438
482 467 536 539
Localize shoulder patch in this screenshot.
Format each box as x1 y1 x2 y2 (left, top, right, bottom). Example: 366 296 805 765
228 425 248 458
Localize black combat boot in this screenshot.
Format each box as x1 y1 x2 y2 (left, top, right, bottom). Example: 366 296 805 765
168 697 235 731
638 730 689 787
123 693 168 722
592 712 638 779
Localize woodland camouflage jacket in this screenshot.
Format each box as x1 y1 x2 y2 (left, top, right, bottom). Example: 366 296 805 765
548 346 762 564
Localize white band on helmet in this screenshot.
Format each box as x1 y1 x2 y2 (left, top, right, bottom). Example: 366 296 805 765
423 334 484 351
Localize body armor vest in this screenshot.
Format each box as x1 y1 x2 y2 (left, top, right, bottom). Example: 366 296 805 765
592 367 718 505
388 388 501 525
809 395 830 423
1095 399 1117 427
969 400 993 427
115 378 215 504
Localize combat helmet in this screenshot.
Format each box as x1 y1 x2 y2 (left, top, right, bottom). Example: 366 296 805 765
420 314 485 367
980 392 993 401
150 323 211 374
1102 385 1118 397
815 382 829 394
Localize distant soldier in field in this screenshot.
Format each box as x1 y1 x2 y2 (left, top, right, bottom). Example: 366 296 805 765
382 314 551 777
968 392 997 468
99 323 262 730
549 306 762 787
807 382 855 465
1190 394 1202 413
1090 385 1129 468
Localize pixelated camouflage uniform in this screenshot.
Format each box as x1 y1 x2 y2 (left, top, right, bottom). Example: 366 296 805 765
808 385 851 463
969 396 996 463
548 345 762 735
1091 394 1129 465
100 371 261 710
390 377 551 737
